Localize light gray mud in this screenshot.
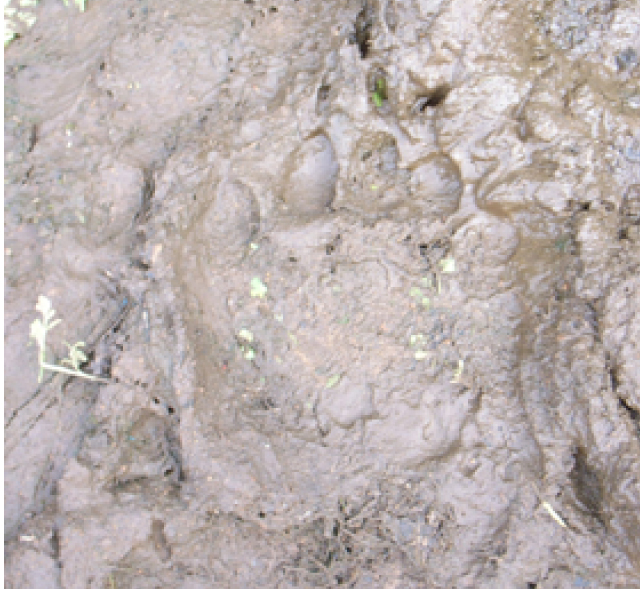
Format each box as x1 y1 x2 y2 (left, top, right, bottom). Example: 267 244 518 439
4 0 640 587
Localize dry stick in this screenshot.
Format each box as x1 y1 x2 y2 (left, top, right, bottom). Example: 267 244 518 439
41 361 111 384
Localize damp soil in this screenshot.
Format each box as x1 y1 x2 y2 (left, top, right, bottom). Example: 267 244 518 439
4 0 640 587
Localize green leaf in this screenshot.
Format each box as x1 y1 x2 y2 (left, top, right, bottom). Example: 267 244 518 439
450 359 464 383
421 276 434 288
63 0 86 11
35 295 52 318
238 328 254 342
325 374 341 389
439 257 456 273
372 92 383 108
29 319 46 348
250 276 268 298
63 341 88 370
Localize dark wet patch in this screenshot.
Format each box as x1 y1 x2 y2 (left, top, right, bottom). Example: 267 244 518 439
413 85 451 111
570 447 604 524
353 1 375 58
618 397 640 438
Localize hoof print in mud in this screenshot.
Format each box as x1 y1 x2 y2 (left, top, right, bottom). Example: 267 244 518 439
115 410 182 486
282 133 339 216
194 179 260 263
408 153 463 218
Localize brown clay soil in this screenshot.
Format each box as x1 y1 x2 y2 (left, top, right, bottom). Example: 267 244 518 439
4 0 640 587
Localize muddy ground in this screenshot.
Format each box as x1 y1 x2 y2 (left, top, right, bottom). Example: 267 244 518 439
4 0 640 586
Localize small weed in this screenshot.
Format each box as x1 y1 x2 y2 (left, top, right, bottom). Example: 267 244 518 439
29 295 109 384
372 77 387 107
250 276 268 298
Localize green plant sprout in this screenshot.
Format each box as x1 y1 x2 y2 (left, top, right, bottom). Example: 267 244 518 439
62 0 85 12
372 77 387 107
250 276 268 298
5 0 85 48
450 359 464 383
29 295 109 384
237 328 255 360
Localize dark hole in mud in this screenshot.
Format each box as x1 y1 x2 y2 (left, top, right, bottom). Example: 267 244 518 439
269 6 277 12
619 397 639 422
415 85 451 111
353 2 374 58
98 356 113 379
131 258 150 271
527 583 537 589
609 362 620 391
317 84 330 102
135 168 155 225
50 527 60 559
27 124 37 152
616 47 638 71
570 446 604 523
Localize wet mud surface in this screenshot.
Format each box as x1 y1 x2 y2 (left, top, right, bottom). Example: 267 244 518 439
4 0 640 586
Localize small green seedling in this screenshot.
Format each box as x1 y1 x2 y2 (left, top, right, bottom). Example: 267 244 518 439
250 276 268 298
29 295 109 384
439 257 456 273
372 77 387 107
62 0 86 12
325 374 341 389
237 328 255 360
450 359 464 383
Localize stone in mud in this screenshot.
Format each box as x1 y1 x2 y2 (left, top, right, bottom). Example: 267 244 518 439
409 153 463 216
197 179 260 259
282 134 339 215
